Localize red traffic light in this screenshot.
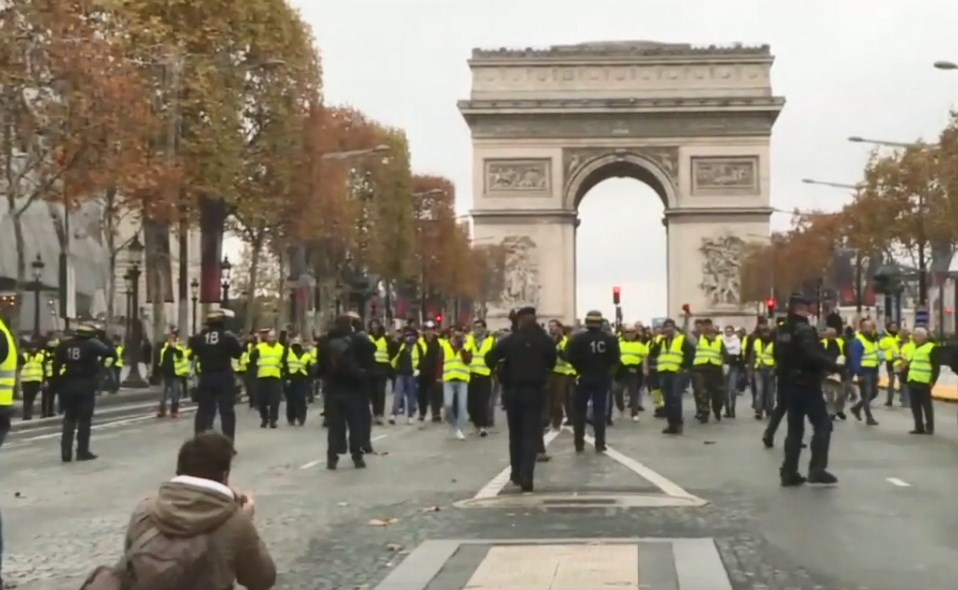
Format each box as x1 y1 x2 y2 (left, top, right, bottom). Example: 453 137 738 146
612 286 621 304
435 314 443 324
767 297 777 311
681 303 691 315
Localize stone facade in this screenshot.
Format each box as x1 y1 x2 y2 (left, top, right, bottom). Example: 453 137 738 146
460 41 785 327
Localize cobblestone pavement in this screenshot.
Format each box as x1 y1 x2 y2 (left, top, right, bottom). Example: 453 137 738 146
2 395 956 589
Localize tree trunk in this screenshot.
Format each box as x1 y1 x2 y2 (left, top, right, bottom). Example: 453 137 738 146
104 187 118 330
10 210 27 333
276 245 289 328
143 216 168 345
243 232 263 333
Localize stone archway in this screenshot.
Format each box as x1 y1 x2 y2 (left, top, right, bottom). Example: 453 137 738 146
460 41 785 327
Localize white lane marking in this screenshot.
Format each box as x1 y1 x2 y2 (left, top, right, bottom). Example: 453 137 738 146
13 409 198 442
579 432 704 502
298 433 388 470
473 428 561 499
886 477 911 487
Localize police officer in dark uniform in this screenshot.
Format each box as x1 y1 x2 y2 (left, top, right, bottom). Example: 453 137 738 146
317 314 371 469
485 306 555 492
188 310 243 442
775 293 840 486
53 324 115 462
347 312 378 454
566 310 620 452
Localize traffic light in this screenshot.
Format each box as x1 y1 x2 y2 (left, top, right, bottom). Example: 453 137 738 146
612 286 621 305
767 297 777 317
435 314 443 325
681 303 691 315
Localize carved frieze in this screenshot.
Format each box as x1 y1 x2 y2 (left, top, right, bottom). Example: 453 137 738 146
499 236 541 309
690 156 759 196
467 113 775 140
562 146 679 187
699 234 747 306
484 158 551 193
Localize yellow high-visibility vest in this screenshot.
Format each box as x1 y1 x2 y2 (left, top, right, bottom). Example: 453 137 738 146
879 335 900 362
440 340 470 383
287 350 308 376
553 336 577 375
906 342 936 384
468 335 495 376
657 335 685 373
620 340 647 366
0 318 17 406
256 342 284 378
370 336 390 365
693 337 723 367
856 334 880 368
20 352 44 383
754 340 775 368
391 342 421 370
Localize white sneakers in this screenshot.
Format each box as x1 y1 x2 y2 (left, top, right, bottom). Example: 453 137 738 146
455 429 465 440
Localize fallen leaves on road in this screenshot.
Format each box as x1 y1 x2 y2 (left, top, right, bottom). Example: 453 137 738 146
386 543 403 552
368 517 400 527
421 505 441 512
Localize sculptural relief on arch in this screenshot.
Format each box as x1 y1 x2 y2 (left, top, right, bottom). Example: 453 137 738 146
460 41 785 328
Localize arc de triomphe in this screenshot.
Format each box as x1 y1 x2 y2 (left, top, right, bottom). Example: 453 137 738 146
459 41 785 327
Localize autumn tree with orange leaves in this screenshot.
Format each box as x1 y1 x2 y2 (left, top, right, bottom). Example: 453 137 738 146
739 211 847 304
0 1 160 328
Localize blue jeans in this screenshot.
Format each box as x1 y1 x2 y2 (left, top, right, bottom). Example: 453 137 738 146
392 375 418 418
854 370 878 421
443 380 468 431
161 376 182 412
660 371 685 427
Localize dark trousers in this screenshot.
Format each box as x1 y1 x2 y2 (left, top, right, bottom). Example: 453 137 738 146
468 375 493 428
764 387 787 439
256 378 282 425
60 388 95 457
326 392 363 459
21 381 41 419
418 378 442 419
781 383 831 475
195 372 237 440
41 383 57 418
908 382 934 432
573 379 610 448
286 379 308 425
358 382 373 448
503 389 543 484
244 373 257 408
692 367 725 418
660 371 684 427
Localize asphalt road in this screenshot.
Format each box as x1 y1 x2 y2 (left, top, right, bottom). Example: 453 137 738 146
2 395 957 589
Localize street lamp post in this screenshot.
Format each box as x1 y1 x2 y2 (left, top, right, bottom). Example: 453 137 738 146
190 277 199 334
30 254 44 338
121 236 148 389
220 256 232 307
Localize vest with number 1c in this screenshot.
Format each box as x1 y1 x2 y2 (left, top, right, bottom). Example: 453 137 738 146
692 337 723 366
256 342 284 378
440 340 471 382
468 335 495 376
657 335 685 373
0 318 18 406
371 336 390 365
907 342 936 384
287 350 308 376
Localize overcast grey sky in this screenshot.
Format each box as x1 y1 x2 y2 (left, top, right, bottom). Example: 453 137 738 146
292 0 958 322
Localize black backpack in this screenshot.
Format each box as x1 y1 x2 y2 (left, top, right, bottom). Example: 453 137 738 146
326 336 365 381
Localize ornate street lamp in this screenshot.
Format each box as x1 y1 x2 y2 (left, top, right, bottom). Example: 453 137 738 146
120 235 148 389
31 254 44 339
190 277 199 334
220 256 232 307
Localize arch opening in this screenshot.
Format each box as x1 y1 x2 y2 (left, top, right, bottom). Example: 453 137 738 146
573 161 670 210
574 176 667 324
